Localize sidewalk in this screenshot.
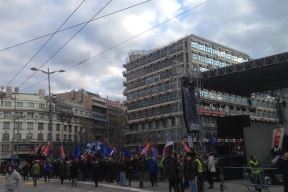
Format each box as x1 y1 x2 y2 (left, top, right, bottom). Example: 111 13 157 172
74 179 284 192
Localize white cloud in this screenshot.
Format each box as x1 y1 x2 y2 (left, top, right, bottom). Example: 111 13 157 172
0 0 287 101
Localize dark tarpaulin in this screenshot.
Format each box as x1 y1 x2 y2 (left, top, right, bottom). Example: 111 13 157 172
181 86 200 133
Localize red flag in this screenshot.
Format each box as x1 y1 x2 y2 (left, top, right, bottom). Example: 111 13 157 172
59 144 65 159
181 140 191 153
42 143 50 156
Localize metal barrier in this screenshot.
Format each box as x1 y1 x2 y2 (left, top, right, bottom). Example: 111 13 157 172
219 166 280 192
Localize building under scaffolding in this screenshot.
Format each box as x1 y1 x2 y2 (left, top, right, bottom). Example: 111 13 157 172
122 34 283 151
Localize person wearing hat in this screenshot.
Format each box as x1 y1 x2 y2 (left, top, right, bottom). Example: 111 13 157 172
184 152 197 192
6 165 22 192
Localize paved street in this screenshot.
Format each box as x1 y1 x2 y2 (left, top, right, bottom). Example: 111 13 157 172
0 175 284 192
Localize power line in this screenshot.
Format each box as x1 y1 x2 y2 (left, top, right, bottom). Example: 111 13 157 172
0 0 151 53
22 0 210 91
73 0 210 67
6 0 87 86
19 0 113 88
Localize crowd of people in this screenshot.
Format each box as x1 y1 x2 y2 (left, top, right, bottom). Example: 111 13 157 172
4 151 288 192
3 151 217 192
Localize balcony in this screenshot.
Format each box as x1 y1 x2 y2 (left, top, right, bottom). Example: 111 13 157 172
122 63 127 68
122 71 127 77
123 81 127 87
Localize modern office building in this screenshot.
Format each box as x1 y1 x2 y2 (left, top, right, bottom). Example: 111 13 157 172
123 34 279 148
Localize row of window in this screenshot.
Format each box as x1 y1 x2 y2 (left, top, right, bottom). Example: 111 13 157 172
126 55 183 81
191 41 248 63
129 117 178 132
127 81 178 100
199 89 277 109
1 132 79 142
197 102 278 119
1 101 45 108
192 53 230 68
126 41 183 71
1 122 82 132
1 111 47 119
128 104 178 121
127 69 176 90
128 92 178 110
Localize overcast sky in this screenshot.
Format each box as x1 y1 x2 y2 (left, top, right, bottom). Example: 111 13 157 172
0 0 287 100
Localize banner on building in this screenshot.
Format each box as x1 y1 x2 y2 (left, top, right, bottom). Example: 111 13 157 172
181 83 200 133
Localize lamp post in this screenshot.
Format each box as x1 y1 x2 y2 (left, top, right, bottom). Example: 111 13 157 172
30 68 65 147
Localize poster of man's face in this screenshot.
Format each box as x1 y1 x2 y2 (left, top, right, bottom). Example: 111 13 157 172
272 128 284 151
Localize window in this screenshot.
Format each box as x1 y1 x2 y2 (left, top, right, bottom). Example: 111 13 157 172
192 53 198 61
68 135 72 141
56 124 60 131
39 103 45 108
16 122 22 130
206 46 212 54
15 112 22 118
68 125 72 132
2 144 9 152
37 133 44 141
207 58 212 65
38 122 44 130
199 56 205 63
4 112 11 118
56 134 60 141
198 44 205 51
2 133 9 141
39 113 44 119
4 101 11 107
64 125 67 131
3 122 10 130
191 41 197 48
28 102 34 108
64 134 67 141
26 133 33 140
27 112 34 119
74 135 78 142
17 102 23 107
74 126 78 133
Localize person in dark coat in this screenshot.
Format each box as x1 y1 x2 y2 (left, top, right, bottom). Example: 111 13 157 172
177 154 185 192
22 162 30 181
70 160 78 187
137 155 147 188
59 161 67 184
278 152 288 192
164 153 179 192
148 157 158 187
92 159 101 187
184 153 197 192
126 157 134 186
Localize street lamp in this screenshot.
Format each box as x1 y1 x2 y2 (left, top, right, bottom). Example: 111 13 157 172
30 67 65 146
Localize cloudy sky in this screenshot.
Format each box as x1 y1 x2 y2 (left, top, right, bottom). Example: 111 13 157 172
0 0 287 100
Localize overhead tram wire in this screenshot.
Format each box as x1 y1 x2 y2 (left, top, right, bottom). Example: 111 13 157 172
22 0 210 91
6 0 87 86
0 0 151 53
19 0 113 88
72 0 210 68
